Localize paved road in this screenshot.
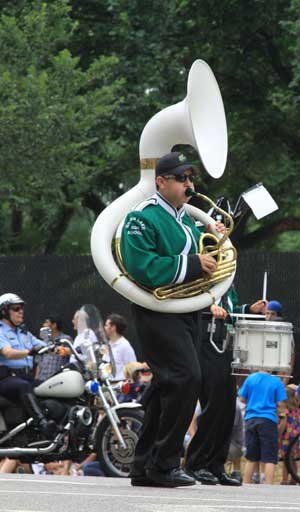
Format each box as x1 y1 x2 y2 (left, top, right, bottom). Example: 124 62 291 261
0 474 299 512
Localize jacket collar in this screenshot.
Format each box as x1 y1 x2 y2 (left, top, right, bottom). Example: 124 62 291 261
155 192 186 220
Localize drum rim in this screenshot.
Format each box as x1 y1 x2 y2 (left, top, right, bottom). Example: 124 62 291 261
235 319 293 331
231 362 291 371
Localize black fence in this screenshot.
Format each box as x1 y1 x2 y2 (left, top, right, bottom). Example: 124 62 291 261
0 253 299 360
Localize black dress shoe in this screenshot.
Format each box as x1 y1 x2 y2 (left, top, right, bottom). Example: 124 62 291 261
216 472 242 486
146 467 196 488
187 468 218 485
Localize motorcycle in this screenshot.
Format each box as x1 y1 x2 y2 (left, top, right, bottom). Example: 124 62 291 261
0 329 144 477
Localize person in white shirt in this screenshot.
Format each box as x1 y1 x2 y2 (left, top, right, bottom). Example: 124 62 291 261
103 314 137 381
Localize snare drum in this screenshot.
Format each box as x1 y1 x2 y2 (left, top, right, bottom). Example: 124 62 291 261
231 320 294 376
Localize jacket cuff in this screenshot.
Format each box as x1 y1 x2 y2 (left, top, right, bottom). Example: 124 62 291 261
183 254 203 283
241 304 251 314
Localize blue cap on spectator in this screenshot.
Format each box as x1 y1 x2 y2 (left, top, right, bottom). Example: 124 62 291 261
267 300 282 313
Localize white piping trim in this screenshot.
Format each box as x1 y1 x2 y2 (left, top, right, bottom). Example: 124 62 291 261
134 197 157 212
175 254 188 284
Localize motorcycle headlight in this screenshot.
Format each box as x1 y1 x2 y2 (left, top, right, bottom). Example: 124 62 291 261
99 362 112 379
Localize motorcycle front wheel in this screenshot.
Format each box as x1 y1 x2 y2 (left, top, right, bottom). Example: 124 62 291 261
95 407 144 478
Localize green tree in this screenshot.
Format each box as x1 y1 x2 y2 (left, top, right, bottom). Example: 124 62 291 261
0 0 123 254
69 0 300 250
1 0 300 253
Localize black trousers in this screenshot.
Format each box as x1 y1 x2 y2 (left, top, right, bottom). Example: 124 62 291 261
0 375 33 399
131 304 202 473
185 328 236 472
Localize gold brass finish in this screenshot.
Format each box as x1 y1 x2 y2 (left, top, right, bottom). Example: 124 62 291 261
140 158 159 169
153 192 237 300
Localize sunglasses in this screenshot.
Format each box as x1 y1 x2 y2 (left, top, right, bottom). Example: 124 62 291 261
10 305 24 312
163 174 195 183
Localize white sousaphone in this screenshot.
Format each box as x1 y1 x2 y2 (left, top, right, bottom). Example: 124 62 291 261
91 59 236 313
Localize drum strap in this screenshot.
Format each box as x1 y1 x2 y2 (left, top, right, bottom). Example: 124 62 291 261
209 318 228 354
221 292 229 312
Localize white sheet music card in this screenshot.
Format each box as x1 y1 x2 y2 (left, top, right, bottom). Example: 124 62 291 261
242 184 278 220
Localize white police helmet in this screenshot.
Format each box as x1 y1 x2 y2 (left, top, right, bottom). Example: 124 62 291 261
0 293 25 309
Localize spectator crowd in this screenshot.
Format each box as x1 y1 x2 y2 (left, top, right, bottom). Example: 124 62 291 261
0 295 299 485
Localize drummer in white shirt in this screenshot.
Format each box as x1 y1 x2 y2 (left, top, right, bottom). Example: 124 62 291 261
103 314 137 381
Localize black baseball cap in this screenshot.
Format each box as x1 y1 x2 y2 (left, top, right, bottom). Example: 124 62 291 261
155 152 198 177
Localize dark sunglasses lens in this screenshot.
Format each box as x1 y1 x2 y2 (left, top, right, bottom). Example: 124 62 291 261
176 174 194 183
10 305 24 312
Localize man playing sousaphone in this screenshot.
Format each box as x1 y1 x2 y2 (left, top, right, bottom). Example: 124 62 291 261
120 151 225 488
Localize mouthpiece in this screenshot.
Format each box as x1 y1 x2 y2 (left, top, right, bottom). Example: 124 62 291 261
185 188 197 197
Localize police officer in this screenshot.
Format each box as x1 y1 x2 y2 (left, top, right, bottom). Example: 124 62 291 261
0 293 55 436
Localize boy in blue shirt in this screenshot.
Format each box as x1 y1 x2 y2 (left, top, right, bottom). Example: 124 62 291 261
238 371 287 484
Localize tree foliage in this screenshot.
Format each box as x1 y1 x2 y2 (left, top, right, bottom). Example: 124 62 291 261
0 0 123 254
69 0 300 250
1 0 300 253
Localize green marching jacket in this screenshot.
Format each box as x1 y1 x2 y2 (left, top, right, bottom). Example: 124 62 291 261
120 192 204 289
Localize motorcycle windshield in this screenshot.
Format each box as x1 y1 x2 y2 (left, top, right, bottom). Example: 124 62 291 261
80 331 97 374
73 304 116 377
